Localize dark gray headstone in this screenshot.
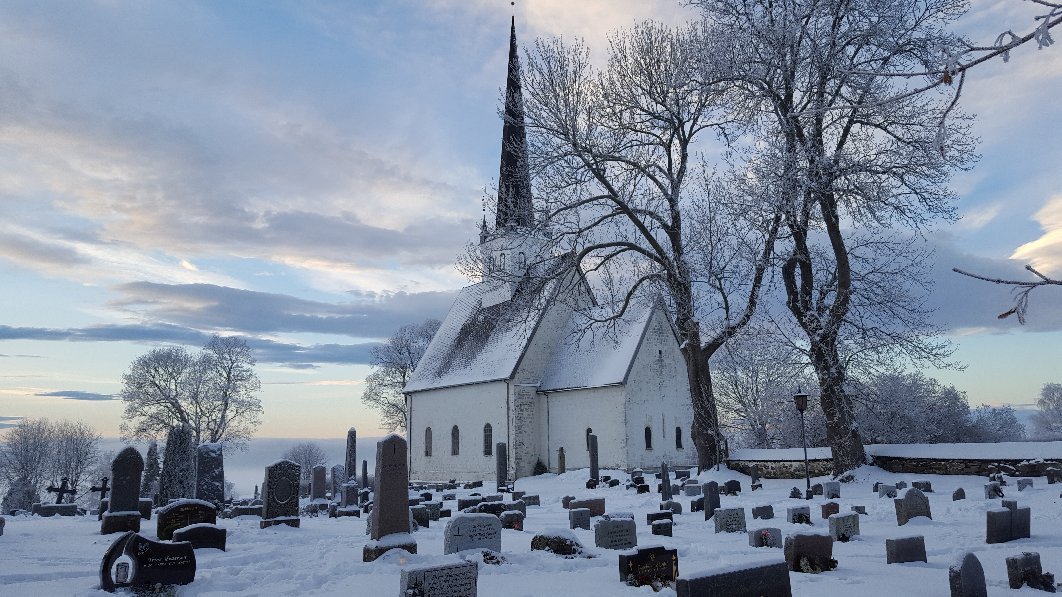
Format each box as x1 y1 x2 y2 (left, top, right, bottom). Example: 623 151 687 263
361 459 368 488
369 435 411 539
101 447 144 535
748 527 783 548
1017 479 1033 491
786 506 811 525
651 520 673 536
949 552 988 597
723 480 742 496
159 425 195 503
703 482 720 520
647 510 673 525
714 507 747 533
496 442 508 491
894 487 931 526
588 434 599 481
912 481 933 493
895 481 908 490
443 513 501 554
878 484 897 498
660 462 671 500
399 560 478 597
784 533 836 573
594 517 637 549
828 512 859 542
172 523 226 551
557 447 565 474
1005 551 1055 591
684 480 701 496
156 498 217 541
569 507 590 530
194 443 224 508
675 560 792 597
345 427 357 485
618 546 678 588
823 481 841 499
411 505 431 529
99 531 195 592
886 535 926 564
311 465 327 501
953 488 966 501
261 459 300 528
569 498 605 517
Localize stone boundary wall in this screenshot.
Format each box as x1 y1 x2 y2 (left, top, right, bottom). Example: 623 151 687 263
726 455 1062 479
727 459 834 479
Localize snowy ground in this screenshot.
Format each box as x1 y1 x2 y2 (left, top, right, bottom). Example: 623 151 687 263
1 465 1060 596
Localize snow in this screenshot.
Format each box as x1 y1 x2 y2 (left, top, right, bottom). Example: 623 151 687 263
730 441 1062 462
2 464 1061 595
538 305 652 393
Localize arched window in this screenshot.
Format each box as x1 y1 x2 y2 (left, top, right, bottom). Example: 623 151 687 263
483 424 493 456
517 252 526 270
498 253 507 271
675 427 683 450
424 427 432 457
451 425 460 456
644 426 653 450
586 428 593 451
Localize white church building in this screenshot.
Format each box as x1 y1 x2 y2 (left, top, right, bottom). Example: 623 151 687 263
403 20 693 482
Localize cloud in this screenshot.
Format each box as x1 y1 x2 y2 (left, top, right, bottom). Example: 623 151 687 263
1010 195 1062 275
955 203 1002 232
36 390 116 401
0 353 42 358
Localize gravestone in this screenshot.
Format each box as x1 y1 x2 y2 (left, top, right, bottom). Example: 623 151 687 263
101 447 144 535
821 502 839 519
828 512 859 542
784 533 836 573
878 484 897 498
194 443 224 508
531 530 588 558
588 434 599 481
714 507 747 533
619 546 678 588
311 465 327 502
156 498 217 540
361 459 368 488
345 427 357 485
330 464 344 500
594 517 637 549
510 491 524 500
364 434 417 561
789 487 802 499
851 506 866 515
984 482 1004 499
261 459 300 529
749 527 783 548
953 488 966 501
660 462 672 500
569 508 591 530
0 516 4 536
39 503 78 516
569 498 605 517
1017 479 1034 491
496 442 508 491
886 535 927 564
787 506 811 525
647 510 673 525
690 496 704 513
683 481 701 497
138 498 153 520
500 510 524 530
986 500 1032 544
99 531 195 593
422 500 442 521
1005 551 1056 591
752 505 775 520
949 551 988 597
411 505 431 528
895 481 907 490
90 477 110 504
811 483 823 496
399 560 478 597
703 482 720 520
823 481 841 499
723 480 742 496
561 495 575 509
675 560 792 597
159 425 195 503
750 465 762 491
444 513 502 554
894 487 931 526
651 520 672 536
46 477 76 504
458 497 483 511
912 481 933 493
172 523 227 551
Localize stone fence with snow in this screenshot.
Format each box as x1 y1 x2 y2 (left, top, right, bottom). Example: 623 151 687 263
726 442 1062 478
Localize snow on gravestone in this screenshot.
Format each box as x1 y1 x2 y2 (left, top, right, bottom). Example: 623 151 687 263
594 517 637 550
714 508 747 534
829 512 860 542
703 482 721 521
894 487 931 526
886 535 927 564
99 531 196 593
194 443 224 508
399 560 478 597
675 560 792 597
443 513 502 554
101 447 143 535
364 434 416 562
156 499 217 541
618 545 679 588
948 552 988 597
569 508 591 531
261 459 300 529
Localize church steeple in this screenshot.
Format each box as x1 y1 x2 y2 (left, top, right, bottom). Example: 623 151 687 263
496 16 533 230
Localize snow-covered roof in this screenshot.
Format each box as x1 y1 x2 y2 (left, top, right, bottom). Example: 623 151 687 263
404 276 559 393
537 304 657 393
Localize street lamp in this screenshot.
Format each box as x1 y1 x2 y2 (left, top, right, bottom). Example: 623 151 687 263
793 390 811 499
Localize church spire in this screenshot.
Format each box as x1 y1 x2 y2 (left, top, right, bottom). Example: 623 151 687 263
496 16 533 230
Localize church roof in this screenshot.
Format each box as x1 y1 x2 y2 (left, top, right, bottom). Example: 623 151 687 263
404 276 562 393
537 304 661 393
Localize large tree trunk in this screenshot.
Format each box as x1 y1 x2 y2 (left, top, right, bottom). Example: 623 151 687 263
809 335 866 475
681 322 724 470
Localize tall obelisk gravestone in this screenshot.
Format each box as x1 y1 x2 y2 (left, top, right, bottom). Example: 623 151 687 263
363 434 416 561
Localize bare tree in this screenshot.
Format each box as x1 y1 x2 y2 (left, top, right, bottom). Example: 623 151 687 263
363 319 440 432
120 335 262 449
517 20 782 468
693 0 977 474
48 420 101 497
0 418 52 511
281 441 328 484
1033 382 1062 438
953 265 1062 324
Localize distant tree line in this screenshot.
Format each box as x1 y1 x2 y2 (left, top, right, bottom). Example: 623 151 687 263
0 418 101 512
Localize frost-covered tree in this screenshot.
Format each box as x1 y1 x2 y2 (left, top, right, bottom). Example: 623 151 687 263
159 424 196 503
1033 383 1062 439
361 319 440 432
968 404 1026 443
516 20 782 468
141 441 160 499
47 420 100 498
119 335 262 449
851 371 971 444
0 419 52 511
281 441 329 485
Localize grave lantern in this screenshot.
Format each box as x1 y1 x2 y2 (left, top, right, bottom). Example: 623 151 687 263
793 390 811 498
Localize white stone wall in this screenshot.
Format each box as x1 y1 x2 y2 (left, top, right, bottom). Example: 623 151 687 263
544 386 627 471
623 308 695 469
407 381 508 482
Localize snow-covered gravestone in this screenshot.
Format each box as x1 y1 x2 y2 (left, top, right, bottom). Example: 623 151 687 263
156 499 217 540
894 487 931 526
823 481 841 499
400 560 478 597
594 517 637 550
159 425 195 503
101 447 144 535
194 443 224 508
261 459 300 529
444 513 501 554
675 561 791 596
886 535 927 564
713 507 747 534
828 512 859 542
949 552 988 597
364 434 417 562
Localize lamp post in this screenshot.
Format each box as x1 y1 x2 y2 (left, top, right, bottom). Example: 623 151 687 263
793 390 811 499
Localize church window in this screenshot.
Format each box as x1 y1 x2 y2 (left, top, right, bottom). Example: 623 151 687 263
483 424 493 456
586 428 593 451
675 427 683 450
424 427 432 457
498 253 507 271
517 252 526 270
451 425 460 456
644 426 653 450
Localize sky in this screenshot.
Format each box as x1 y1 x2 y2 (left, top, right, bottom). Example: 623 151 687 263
0 0 1060 441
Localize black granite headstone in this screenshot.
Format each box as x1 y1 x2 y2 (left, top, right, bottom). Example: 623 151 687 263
99 532 195 593
618 546 678 588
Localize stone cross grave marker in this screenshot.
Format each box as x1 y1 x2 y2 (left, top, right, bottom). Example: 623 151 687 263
443 513 502 554
594 517 637 550
894 487 931 526
261 459 301 529
46 478 76 504
714 507 747 533
101 447 144 535
91 477 110 503
948 551 988 597
400 560 478 597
